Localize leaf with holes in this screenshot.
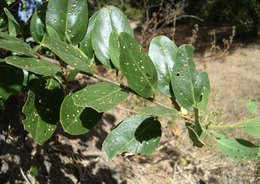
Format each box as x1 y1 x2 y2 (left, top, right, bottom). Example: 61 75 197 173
217 138 259 161
246 99 258 115
171 45 210 111
42 35 92 73
5 56 61 76
80 12 98 60
22 78 63 145
4 8 20 37
194 72 210 110
0 32 36 56
243 117 260 138
60 93 102 135
148 36 178 97
102 115 161 161
0 63 23 101
92 6 133 67
46 0 88 44
30 3 46 42
72 82 129 112
119 32 157 98
138 106 178 118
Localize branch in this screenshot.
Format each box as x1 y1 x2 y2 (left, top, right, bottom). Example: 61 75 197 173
208 116 260 129
176 15 204 22
37 54 195 122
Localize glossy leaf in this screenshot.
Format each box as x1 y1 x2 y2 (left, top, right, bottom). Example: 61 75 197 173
171 45 210 111
91 6 133 67
138 106 178 118
42 35 92 73
109 31 120 69
119 32 157 98
4 8 20 37
60 93 102 135
148 36 178 97
217 138 259 161
46 0 88 44
194 72 210 110
0 63 23 100
30 3 46 42
5 56 61 76
0 2 8 31
246 99 258 115
102 115 161 161
72 82 129 112
0 32 36 56
243 117 260 138
80 12 98 59
22 79 63 145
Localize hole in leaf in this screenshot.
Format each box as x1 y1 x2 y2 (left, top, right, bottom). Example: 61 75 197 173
199 94 203 102
176 73 180 76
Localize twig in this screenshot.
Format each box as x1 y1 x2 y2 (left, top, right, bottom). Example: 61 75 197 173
208 116 260 129
176 15 204 22
37 54 61 66
20 168 32 184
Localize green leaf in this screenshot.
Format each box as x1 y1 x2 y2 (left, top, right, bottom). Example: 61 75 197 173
185 122 205 148
42 35 92 73
148 36 178 97
80 12 98 60
5 56 61 76
0 32 36 56
109 31 120 69
0 2 8 32
102 115 161 161
91 6 133 67
30 3 46 42
46 0 88 44
60 93 102 135
243 117 260 138
29 166 38 178
0 98 4 110
119 32 157 98
217 138 259 161
194 72 210 110
66 69 79 81
72 82 129 112
246 99 258 115
22 79 63 145
4 8 20 37
0 63 23 100
138 106 178 118
209 130 226 140
171 45 210 111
